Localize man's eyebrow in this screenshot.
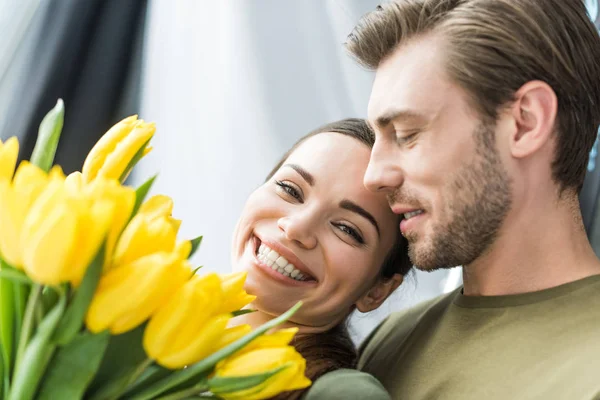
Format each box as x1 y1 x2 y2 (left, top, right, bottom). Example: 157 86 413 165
373 108 428 129
339 199 380 237
283 164 314 186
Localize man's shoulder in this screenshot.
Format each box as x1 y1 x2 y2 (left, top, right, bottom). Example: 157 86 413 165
358 289 458 370
302 369 391 400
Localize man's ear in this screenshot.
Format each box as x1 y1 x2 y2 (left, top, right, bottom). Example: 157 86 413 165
508 80 557 159
355 274 404 313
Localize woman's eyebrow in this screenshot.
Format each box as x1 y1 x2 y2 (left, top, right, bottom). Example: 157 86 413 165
339 199 380 237
284 164 314 186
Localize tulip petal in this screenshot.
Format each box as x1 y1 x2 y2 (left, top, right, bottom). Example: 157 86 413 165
215 324 253 350
69 199 115 286
155 314 230 369
214 347 310 400
0 137 19 181
82 116 138 183
96 121 155 182
84 179 135 270
143 273 224 365
0 181 24 266
236 328 299 356
22 203 77 285
86 253 189 334
0 163 51 268
113 215 178 267
138 195 174 219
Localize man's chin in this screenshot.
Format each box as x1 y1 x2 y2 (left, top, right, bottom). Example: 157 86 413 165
408 240 448 271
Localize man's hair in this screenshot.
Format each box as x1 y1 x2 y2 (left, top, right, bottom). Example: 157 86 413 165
346 0 600 192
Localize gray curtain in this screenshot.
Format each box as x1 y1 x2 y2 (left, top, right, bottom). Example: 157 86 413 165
0 0 148 174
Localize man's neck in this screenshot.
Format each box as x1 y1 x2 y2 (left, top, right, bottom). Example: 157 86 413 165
462 195 600 296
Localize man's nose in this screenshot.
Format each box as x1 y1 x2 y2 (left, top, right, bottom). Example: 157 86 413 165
364 140 404 193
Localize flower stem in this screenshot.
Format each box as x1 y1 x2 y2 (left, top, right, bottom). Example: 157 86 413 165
155 381 210 400
97 357 154 400
13 284 42 378
124 358 155 393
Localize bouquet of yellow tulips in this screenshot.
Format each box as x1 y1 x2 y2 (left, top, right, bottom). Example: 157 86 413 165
0 100 311 400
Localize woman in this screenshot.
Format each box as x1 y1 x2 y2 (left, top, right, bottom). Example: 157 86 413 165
231 119 412 399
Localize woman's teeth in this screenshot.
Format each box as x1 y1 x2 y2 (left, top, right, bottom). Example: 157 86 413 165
257 244 311 281
403 210 424 220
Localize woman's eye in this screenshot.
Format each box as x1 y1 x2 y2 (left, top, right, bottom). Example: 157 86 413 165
275 180 303 203
334 223 365 245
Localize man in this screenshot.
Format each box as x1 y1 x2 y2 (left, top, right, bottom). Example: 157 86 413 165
345 1 600 399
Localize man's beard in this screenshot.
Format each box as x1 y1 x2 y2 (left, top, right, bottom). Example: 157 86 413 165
406 122 512 271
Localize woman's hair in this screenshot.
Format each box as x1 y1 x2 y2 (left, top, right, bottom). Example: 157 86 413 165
265 119 412 399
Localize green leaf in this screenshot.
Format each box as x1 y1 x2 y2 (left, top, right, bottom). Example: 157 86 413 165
52 244 104 345
120 138 152 183
30 99 65 172
0 260 14 386
0 268 32 285
189 236 203 258
231 309 256 317
13 284 43 379
120 364 172 398
129 301 303 400
153 379 209 400
131 175 157 218
208 364 288 394
191 266 203 275
86 324 149 400
37 331 110 399
12 280 29 375
8 290 66 400
40 286 59 315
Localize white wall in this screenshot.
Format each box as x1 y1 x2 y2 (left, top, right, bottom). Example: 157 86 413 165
137 0 461 342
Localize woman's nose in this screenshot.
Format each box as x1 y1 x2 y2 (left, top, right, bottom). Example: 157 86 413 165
277 215 318 250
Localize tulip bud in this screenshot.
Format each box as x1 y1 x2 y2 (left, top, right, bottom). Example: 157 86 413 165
112 195 179 267
82 116 155 183
20 170 117 286
219 272 257 313
85 252 190 334
144 273 231 368
212 345 311 400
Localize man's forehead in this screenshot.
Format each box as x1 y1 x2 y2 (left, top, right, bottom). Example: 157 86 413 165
367 37 450 125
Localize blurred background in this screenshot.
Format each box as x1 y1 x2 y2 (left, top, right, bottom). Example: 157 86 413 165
1 0 599 342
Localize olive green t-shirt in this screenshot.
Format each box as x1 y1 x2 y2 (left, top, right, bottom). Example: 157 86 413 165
302 369 391 400
358 274 600 400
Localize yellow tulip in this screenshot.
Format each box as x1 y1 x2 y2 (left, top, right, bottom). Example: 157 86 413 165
84 176 135 269
81 115 155 183
64 171 136 269
212 345 311 400
214 324 253 351
144 273 230 368
238 328 299 355
20 170 117 285
220 272 256 313
0 162 49 267
85 252 190 334
111 195 180 267
0 136 19 181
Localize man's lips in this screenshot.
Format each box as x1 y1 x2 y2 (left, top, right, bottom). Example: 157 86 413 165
399 210 426 234
391 206 423 216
